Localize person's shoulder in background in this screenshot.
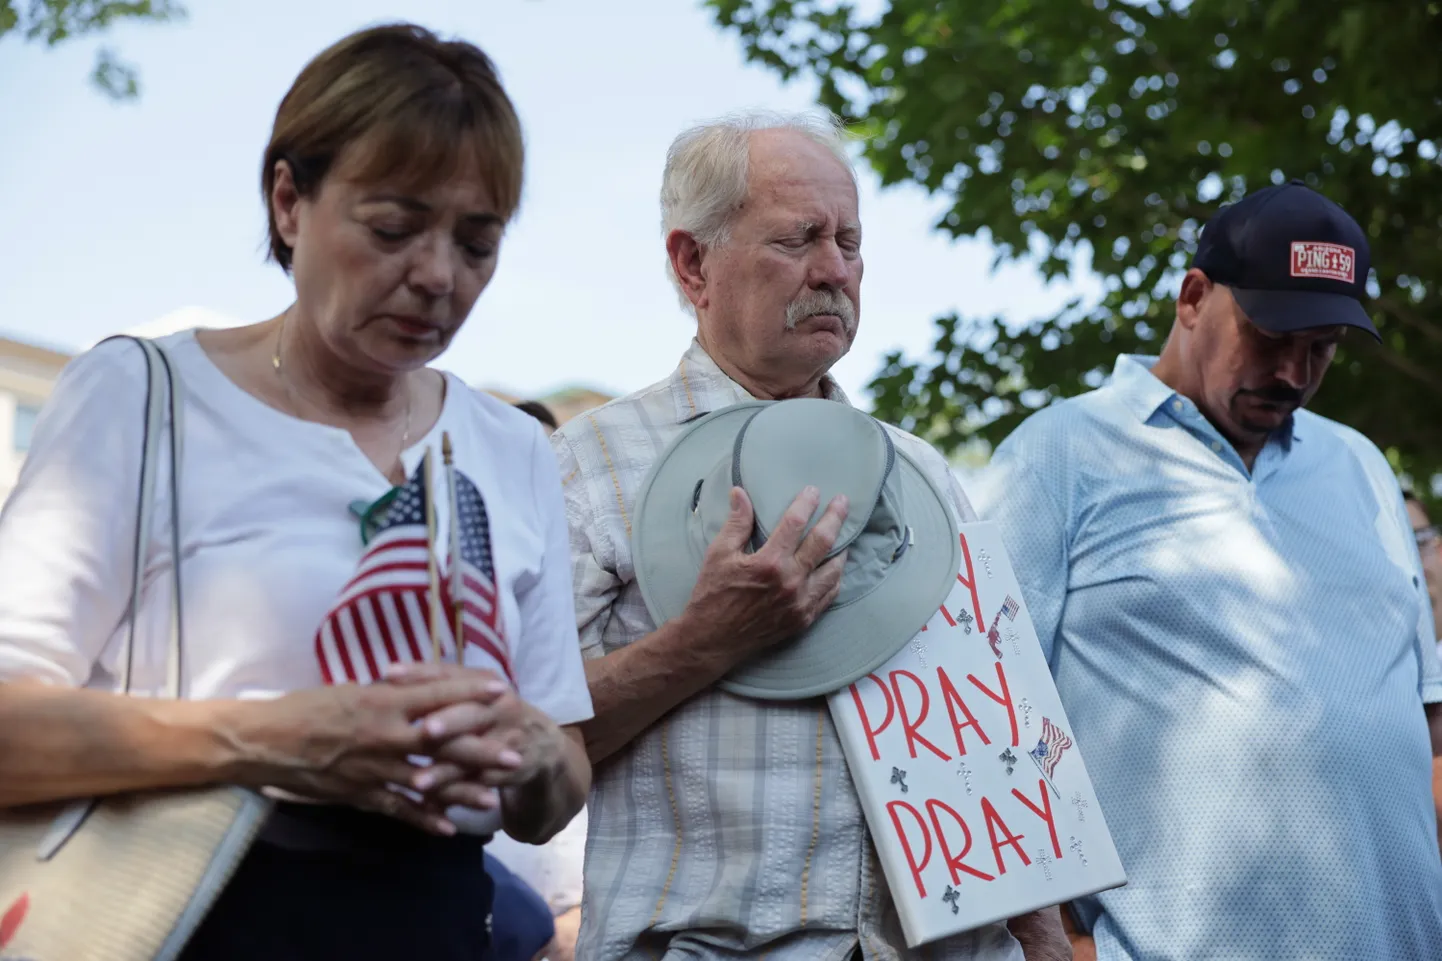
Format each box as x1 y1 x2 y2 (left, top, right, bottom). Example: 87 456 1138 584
512 399 559 434
460 385 553 452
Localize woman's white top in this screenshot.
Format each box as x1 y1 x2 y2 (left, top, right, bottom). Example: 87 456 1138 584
0 330 593 733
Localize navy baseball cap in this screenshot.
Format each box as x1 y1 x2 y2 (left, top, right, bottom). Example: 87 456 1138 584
1192 180 1378 340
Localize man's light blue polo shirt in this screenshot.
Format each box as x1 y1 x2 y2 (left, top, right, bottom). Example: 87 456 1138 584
970 354 1442 961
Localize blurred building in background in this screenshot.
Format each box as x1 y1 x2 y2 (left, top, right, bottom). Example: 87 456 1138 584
0 334 73 502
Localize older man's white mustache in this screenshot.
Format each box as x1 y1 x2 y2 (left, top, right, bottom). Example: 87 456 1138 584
785 292 857 332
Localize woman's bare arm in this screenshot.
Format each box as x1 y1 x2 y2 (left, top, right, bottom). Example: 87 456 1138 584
0 680 243 806
0 673 525 839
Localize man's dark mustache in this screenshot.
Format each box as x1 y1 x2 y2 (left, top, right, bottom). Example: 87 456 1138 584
1239 386 1305 406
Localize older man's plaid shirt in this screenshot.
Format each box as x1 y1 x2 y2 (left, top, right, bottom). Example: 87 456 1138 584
551 340 1024 961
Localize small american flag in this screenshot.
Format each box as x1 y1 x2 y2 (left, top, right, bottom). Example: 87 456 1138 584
314 460 510 685
448 467 511 681
1000 595 1020 621
1029 717 1074 780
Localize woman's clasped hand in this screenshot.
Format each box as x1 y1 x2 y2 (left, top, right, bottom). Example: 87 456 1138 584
232 665 574 837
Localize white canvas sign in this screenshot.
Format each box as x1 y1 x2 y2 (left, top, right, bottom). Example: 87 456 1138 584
828 521 1126 946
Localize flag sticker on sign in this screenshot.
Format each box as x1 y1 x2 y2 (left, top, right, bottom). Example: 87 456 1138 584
1028 717 1074 797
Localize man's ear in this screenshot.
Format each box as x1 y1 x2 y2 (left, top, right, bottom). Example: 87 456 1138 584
666 229 709 312
1175 268 1212 331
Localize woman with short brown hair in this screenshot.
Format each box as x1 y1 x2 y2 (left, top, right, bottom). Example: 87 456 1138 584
0 23 590 960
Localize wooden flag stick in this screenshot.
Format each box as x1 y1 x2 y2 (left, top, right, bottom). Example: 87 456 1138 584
424 445 442 663
443 432 464 666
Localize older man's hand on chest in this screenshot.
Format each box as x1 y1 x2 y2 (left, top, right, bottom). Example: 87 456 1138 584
679 485 850 669
576 484 850 766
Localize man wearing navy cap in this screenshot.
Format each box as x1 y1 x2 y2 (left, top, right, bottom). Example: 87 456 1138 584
973 181 1442 960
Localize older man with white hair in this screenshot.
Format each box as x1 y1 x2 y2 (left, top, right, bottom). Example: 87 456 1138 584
550 111 1067 961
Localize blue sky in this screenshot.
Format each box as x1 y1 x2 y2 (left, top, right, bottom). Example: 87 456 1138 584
0 0 1090 403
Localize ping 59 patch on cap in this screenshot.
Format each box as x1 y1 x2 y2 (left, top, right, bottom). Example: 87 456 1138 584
1291 241 1356 283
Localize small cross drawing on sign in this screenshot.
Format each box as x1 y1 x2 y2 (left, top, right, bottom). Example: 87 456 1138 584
908 637 929 668
1019 697 1034 729
956 608 974 634
941 885 960 914
1071 792 1090 822
999 749 1018 775
955 761 974 795
1069 836 1089 866
891 767 909 793
977 548 994 578
1034 848 1054 881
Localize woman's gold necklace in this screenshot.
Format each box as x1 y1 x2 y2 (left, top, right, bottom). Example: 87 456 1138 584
271 326 414 470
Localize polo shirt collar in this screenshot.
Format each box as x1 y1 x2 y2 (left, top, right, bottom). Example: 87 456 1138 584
668 338 851 424
1111 354 1178 423
1109 353 1300 448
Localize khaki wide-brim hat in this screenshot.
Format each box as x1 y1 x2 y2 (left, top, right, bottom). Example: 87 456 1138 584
632 398 960 700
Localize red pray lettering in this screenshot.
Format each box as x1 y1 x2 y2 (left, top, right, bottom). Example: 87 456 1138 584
1012 779 1063 860
953 533 985 627
0 893 28 950
967 661 1019 747
980 796 1031 876
887 800 933 898
848 674 893 762
937 666 991 756
926 799 995 884
890 669 951 761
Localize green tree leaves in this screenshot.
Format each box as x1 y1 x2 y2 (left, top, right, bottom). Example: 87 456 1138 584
709 0 1442 496
1 0 185 99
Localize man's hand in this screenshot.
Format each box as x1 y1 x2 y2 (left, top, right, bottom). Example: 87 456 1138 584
547 906 581 961
577 485 851 765
1059 905 1094 961
1008 907 1072 961
679 485 849 672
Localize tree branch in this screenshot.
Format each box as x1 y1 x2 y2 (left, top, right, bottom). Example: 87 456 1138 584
1375 295 1442 347
1365 342 1442 397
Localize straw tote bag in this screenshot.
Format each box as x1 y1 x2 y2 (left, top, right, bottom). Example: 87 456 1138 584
0 336 271 961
